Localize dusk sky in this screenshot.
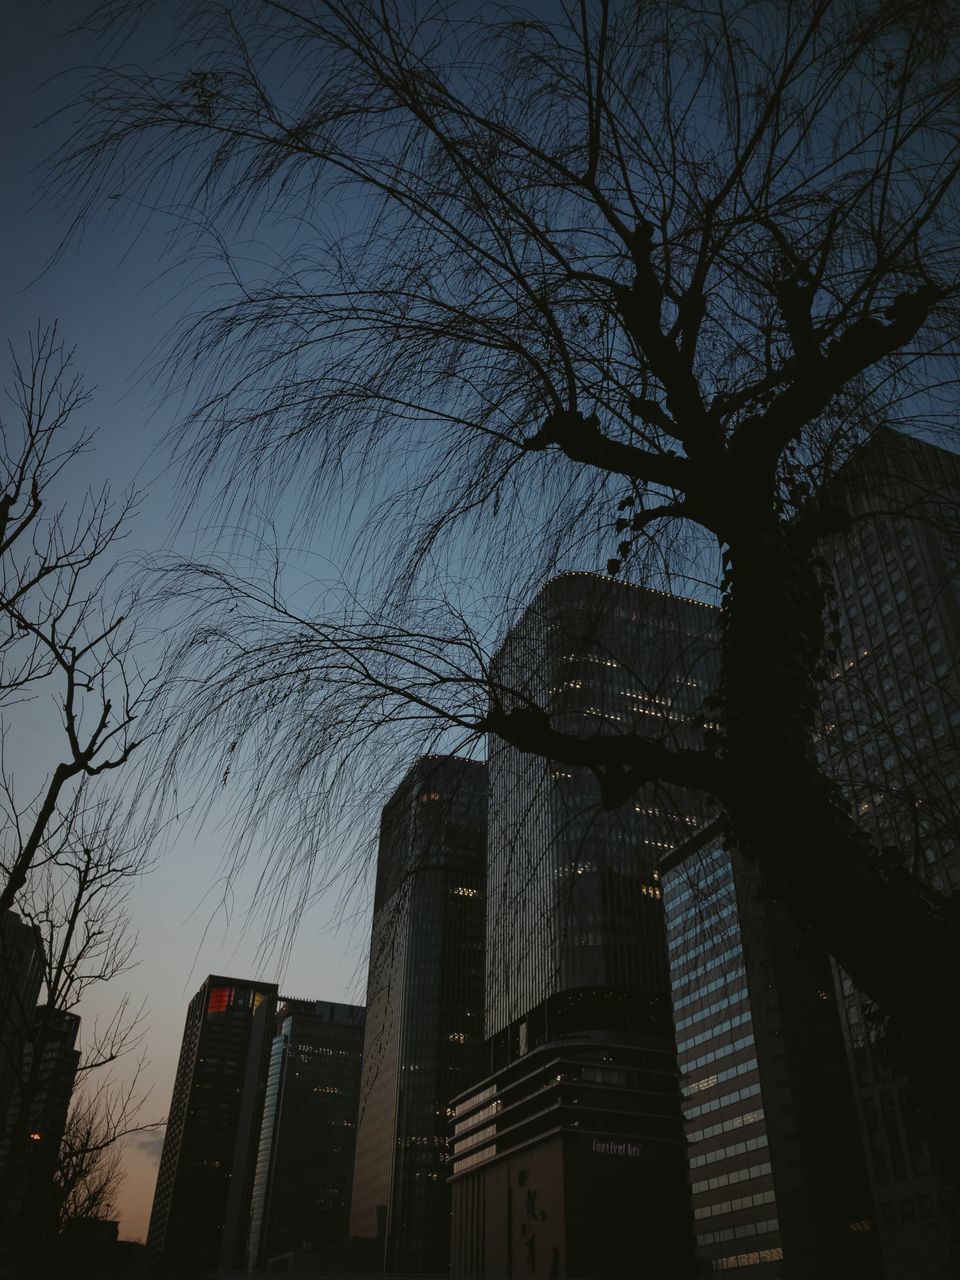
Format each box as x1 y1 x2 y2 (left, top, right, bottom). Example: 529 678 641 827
7 0 960 1268
4 6 956 1274
2 2 374 1240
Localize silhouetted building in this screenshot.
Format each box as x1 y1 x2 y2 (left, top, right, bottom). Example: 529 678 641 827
146 975 278 1275
10 1005 81 1259
55 1216 120 1277
24 1006 81 1148
662 826 879 1279
450 574 716 1277
819 429 960 891
247 997 365 1271
817 429 960 1275
349 755 487 1273
0 910 43 1160
1 919 82 1275
449 1012 692 1277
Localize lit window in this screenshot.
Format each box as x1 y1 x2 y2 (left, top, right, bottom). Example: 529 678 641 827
208 986 235 1014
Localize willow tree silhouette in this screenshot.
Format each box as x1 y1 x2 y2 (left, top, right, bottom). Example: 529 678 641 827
58 0 960 1200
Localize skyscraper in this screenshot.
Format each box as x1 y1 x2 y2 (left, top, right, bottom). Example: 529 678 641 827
0 911 43 1161
485 573 718 1044
661 825 879 1279
818 430 960 896
246 997 365 1271
146 975 278 1275
18 1007 81 1249
349 755 487 1273
815 429 960 1275
0 911 48 1275
450 573 717 1277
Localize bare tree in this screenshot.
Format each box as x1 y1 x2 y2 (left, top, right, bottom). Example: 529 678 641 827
12 1057 157 1275
57 0 960 1199
0 326 149 916
0 792 159 1277
1 331 160 1276
55 1096 125 1230
54 1052 160 1238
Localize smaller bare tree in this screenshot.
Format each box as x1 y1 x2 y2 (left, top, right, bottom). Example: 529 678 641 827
0 792 159 1277
1 329 162 1278
0 324 148 918
55 1095 125 1230
55 1052 160 1236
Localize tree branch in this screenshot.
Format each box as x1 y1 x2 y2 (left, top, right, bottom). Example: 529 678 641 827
734 284 946 463
524 409 689 488
480 703 724 798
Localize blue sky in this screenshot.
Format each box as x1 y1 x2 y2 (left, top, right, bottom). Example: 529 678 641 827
1 1 372 1239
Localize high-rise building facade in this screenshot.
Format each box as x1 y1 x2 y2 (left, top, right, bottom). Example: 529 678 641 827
818 430 960 894
485 572 718 1043
0 909 45 1280
349 755 487 1272
0 911 43 1162
449 1024 693 1278
449 574 716 1278
146 975 278 1275
18 1007 81 1247
246 997 365 1271
661 826 879 1279
816 430 960 1276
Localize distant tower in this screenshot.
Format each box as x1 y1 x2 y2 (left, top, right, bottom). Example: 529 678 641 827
0 915 72 1272
0 911 43 1158
661 825 880 1279
349 756 487 1273
24 1008 80 1143
450 573 717 1278
18 1007 81 1246
246 997 365 1271
0 909 45 1273
146 976 278 1275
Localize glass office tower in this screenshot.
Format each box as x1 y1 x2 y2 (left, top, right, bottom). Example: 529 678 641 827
662 829 878 1279
349 755 487 1273
246 998 365 1271
146 975 278 1275
449 574 716 1278
485 572 718 1043
817 430 960 1275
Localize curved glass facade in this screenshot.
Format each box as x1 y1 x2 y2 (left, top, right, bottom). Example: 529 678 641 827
486 573 718 1039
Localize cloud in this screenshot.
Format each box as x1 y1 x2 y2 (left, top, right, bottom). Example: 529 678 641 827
129 1125 166 1158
